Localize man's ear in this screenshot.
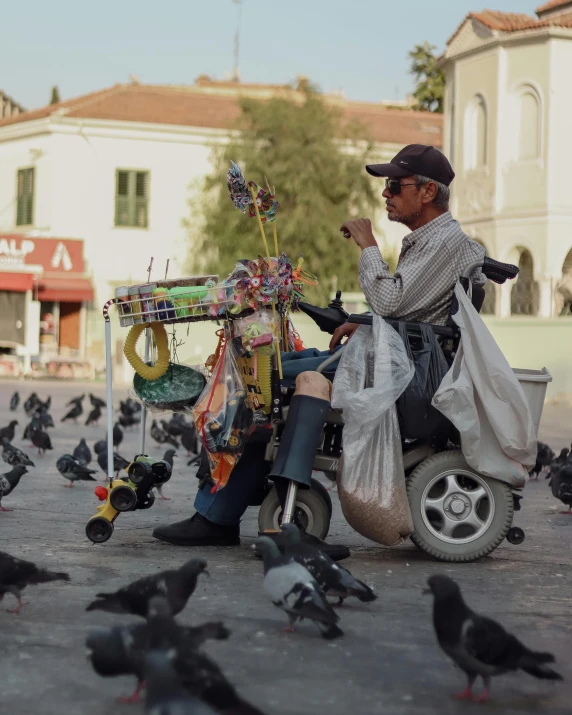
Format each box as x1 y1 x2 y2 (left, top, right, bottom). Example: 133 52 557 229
421 181 438 205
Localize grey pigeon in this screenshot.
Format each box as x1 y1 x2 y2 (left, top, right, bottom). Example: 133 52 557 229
529 442 554 479
280 524 376 606
254 536 343 639
37 407 55 428
0 550 69 614
550 464 572 513
89 393 106 408
24 393 39 415
93 438 106 455
156 449 177 500
67 394 85 406
73 437 92 465
56 454 98 488
151 419 179 448
0 465 27 511
23 416 41 441
181 424 198 456
61 402 82 422
113 422 123 447
86 596 230 704
119 412 138 429
9 391 19 411
2 438 35 468
548 448 569 483
0 420 18 443
145 651 218 715
85 405 102 426
425 574 562 703
86 558 208 617
31 428 52 456
97 447 130 476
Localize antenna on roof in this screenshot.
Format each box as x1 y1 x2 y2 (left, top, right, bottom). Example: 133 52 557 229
129 74 141 85
231 0 243 83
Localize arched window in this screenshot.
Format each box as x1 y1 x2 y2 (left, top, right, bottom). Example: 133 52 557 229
511 249 539 316
555 248 572 316
465 95 488 170
518 90 541 160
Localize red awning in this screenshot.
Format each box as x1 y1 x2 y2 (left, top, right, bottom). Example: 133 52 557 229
0 272 35 292
37 276 94 302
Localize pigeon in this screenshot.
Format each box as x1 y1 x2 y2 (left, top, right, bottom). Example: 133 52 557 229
254 536 343 639
61 402 82 423
87 596 231 704
36 407 55 429
162 418 185 438
73 437 92 465
0 420 18 443
97 448 130 477
425 574 562 703
31 428 53 456
23 416 41 441
113 422 123 447
67 394 85 406
24 393 39 415
86 558 208 617
280 524 376 606
93 438 107 455
181 424 198 457
37 395 51 411
2 438 35 468
9 391 19 411
0 465 27 512
155 449 177 500
151 420 179 448
118 413 138 429
0 550 70 614
56 454 98 488
144 650 218 715
550 464 572 513
529 442 555 479
89 393 106 409
548 448 569 481
85 405 102 426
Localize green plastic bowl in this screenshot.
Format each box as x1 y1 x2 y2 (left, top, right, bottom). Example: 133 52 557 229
133 363 206 412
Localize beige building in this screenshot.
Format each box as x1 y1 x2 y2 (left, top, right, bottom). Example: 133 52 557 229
441 0 572 318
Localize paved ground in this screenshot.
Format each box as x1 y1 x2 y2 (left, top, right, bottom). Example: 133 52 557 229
0 379 571 715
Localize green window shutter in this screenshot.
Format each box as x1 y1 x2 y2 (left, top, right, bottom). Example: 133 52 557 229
16 168 34 226
115 169 149 227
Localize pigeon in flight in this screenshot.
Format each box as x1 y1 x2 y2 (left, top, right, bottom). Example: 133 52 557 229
86 558 208 617
255 536 343 639
89 393 106 409
0 550 69 614
280 524 376 606
61 402 82 423
425 574 562 702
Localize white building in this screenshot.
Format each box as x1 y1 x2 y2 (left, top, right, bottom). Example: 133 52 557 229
0 77 442 364
441 0 572 318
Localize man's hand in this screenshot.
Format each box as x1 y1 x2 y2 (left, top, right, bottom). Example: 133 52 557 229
340 218 377 250
329 322 359 353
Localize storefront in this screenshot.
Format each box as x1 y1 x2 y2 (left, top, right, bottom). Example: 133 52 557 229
0 235 94 377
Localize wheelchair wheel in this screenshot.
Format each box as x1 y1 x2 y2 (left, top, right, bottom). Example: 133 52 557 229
407 451 514 563
258 479 332 540
86 517 114 544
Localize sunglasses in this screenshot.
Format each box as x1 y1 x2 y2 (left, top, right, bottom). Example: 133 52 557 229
385 179 420 195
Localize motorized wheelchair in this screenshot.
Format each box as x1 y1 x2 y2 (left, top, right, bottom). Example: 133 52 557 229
256 255 535 563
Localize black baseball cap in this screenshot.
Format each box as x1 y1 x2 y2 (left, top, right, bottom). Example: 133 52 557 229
366 144 455 186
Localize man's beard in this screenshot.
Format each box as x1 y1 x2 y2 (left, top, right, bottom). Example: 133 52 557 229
387 207 422 226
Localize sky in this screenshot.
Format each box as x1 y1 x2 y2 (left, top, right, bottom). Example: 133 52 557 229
2 0 540 110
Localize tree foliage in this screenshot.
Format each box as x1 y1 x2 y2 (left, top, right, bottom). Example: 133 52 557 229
409 42 445 113
187 86 381 302
50 86 61 105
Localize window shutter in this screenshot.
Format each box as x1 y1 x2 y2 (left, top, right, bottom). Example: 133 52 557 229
25 168 34 225
115 170 131 226
135 171 148 228
16 168 34 226
16 170 25 225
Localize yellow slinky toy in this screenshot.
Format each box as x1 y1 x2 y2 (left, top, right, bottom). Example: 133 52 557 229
123 323 170 381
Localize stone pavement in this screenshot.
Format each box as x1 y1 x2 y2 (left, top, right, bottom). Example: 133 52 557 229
0 379 571 715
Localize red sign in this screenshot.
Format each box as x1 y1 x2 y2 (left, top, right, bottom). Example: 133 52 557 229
0 235 86 274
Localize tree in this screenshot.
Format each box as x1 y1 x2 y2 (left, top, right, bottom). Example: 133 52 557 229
50 86 61 105
409 42 445 113
186 85 381 302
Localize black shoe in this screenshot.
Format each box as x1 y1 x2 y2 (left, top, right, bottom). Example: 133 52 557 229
152 512 240 547
255 528 351 562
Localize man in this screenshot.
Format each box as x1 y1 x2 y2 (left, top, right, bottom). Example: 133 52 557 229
153 144 485 549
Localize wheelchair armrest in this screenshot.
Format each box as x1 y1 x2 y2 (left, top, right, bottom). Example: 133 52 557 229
348 314 457 339
482 256 520 284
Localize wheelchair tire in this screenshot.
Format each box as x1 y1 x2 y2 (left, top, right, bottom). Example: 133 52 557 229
407 451 514 563
109 485 137 512
86 517 114 544
258 480 331 540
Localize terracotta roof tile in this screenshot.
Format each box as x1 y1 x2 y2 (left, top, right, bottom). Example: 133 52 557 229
0 83 443 147
447 7 572 45
536 0 572 15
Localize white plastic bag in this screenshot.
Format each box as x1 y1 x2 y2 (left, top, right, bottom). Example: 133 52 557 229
432 282 537 487
332 315 415 545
